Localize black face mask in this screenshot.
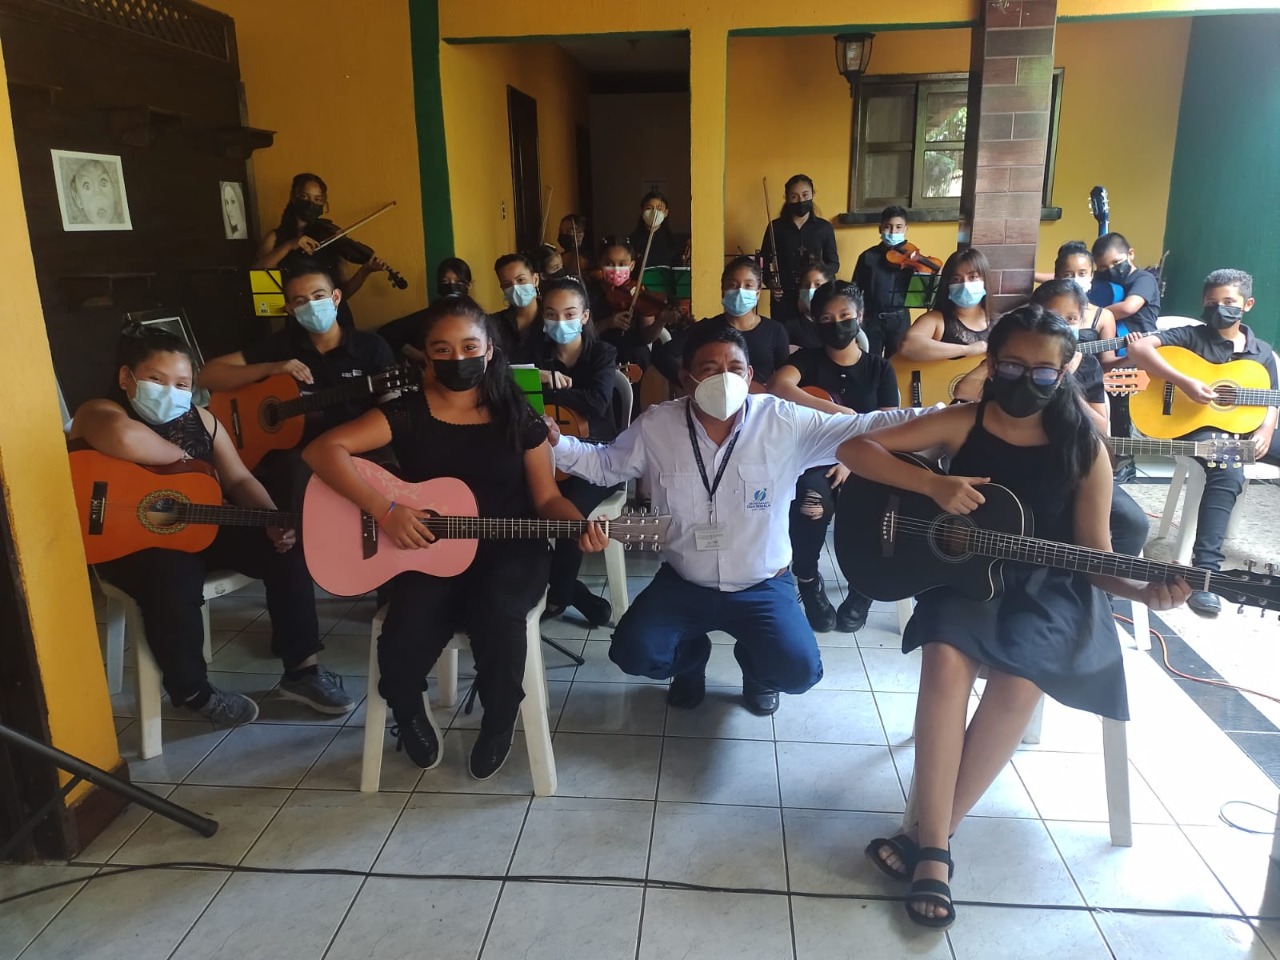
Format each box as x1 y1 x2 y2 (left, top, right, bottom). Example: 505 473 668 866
290 198 323 223
815 319 858 350
432 356 486 392
1104 260 1132 283
986 373 1059 419
1201 303 1244 330
785 199 813 218
439 281 468 298
557 233 578 252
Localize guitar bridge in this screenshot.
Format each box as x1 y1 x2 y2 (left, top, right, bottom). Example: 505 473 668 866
880 496 900 558
88 480 107 536
1161 382 1175 417
360 511 378 560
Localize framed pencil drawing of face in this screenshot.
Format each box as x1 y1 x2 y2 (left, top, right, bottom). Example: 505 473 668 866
220 180 247 239
51 149 132 231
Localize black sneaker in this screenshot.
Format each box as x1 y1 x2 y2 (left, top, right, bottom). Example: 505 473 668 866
571 580 613 627
469 725 515 780
1112 456 1137 483
390 700 442 770
190 686 258 728
667 670 706 709
836 591 873 633
1187 590 1221 618
797 574 837 632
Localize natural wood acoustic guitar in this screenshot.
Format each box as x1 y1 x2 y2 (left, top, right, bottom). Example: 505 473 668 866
1129 347 1279 438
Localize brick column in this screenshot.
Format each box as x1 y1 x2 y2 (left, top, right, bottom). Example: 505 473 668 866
959 0 1058 315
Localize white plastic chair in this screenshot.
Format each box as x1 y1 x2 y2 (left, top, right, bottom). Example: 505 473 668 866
361 592 556 795
593 367 635 621
1157 458 1280 566
99 570 256 759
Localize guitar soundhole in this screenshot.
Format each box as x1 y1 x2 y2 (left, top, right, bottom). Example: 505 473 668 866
259 398 283 433
930 516 974 563
137 490 187 535
1212 383 1237 408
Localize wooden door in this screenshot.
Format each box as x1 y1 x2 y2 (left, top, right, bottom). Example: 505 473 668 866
507 86 541 253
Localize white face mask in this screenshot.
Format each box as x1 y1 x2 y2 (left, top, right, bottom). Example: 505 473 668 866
642 208 666 229
691 371 750 421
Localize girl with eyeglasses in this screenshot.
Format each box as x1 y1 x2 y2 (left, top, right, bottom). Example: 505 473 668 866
842 303 1190 930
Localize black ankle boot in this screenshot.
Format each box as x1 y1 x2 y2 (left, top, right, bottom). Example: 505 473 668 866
390 699 441 770
797 574 836 632
836 591 873 633
571 580 612 627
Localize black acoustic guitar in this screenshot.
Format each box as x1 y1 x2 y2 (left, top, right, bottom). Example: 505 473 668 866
833 453 1280 613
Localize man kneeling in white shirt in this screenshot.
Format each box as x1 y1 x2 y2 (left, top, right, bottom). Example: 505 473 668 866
547 323 922 716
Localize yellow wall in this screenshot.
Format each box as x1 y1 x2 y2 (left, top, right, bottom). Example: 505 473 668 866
440 42 588 313
202 0 428 328
0 34 119 798
1038 18 1191 274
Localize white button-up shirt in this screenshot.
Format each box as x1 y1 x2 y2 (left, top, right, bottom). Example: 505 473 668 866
554 394 920 592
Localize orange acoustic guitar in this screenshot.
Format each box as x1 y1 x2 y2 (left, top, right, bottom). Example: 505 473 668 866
207 364 419 470
68 445 296 564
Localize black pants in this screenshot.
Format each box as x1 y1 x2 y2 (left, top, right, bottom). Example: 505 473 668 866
377 541 550 732
96 526 322 703
549 476 619 608
1110 483 1150 557
864 309 910 360
255 448 312 514
789 465 837 581
1191 449 1280 570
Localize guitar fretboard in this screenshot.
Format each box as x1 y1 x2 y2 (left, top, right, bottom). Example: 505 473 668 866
1104 437 1250 461
1079 331 1151 356
416 517 607 540
174 505 299 527
1223 388 1280 408
270 377 376 422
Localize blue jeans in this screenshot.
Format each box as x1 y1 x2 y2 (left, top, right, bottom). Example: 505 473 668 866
609 564 824 694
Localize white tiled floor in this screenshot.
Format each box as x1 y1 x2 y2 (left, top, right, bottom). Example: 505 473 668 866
3 532 1279 959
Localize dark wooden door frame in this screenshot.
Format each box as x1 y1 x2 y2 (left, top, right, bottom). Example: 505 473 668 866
507 85 542 254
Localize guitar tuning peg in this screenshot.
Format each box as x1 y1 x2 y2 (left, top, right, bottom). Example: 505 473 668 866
1246 559 1256 571
1238 603 1246 615
1267 563 1275 576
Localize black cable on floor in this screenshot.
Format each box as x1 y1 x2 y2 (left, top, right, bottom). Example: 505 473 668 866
2 860 1277 925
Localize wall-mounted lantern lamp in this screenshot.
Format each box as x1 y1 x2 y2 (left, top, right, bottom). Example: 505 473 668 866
834 32 875 95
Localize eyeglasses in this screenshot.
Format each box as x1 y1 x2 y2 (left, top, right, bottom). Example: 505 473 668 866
993 360 1064 387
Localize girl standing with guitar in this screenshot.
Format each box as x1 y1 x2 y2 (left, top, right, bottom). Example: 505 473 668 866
767 281 898 633
535 277 623 626
841 305 1189 929
73 327 353 727
303 297 606 778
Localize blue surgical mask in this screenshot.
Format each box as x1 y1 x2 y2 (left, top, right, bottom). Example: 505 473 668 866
948 280 986 308
723 288 759 317
294 296 338 334
544 318 583 344
1067 325 1081 340
505 283 538 309
799 287 817 311
129 375 192 425
882 232 906 246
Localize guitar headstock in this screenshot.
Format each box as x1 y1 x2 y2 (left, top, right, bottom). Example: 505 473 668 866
377 363 423 394
1197 433 1256 469
1089 185 1109 226
608 511 671 551
1102 368 1149 397
1215 561 1280 615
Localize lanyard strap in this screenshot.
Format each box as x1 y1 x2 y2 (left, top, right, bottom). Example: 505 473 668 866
685 401 740 503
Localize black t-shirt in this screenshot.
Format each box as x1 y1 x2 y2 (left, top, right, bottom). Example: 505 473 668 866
1072 330 1106 405
654 313 791 386
1117 268 1161 334
531 335 620 440
760 216 839 294
241 326 396 441
782 348 899 413
853 244 913 318
1156 323 1279 388
381 394 548 518
490 307 540 364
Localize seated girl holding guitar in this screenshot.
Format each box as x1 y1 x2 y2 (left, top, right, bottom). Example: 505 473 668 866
72 327 353 727
842 304 1189 929
302 297 607 779
534 277 624 627
767 280 898 634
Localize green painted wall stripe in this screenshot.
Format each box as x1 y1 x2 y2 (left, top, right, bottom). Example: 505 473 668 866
409 0 453 295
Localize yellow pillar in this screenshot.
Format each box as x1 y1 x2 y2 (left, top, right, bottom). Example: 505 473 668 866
688 26 729 316
0 35 120 802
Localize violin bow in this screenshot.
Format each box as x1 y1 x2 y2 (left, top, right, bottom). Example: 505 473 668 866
538 185 554 244
628 208 662 316
762 177 782 296
311 200 397 252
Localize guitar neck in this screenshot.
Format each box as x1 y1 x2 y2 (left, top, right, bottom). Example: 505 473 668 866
176 505 299 528
420 517 605 540
274 377 373 421
1079 331 1151 356
1105 437 1209 459
1228 388 1280 408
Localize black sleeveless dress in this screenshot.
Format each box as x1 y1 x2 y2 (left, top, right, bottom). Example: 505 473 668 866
902 403 1128 720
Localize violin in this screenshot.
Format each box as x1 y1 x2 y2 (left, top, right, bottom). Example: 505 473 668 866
305 218 408 290
885 242 943 276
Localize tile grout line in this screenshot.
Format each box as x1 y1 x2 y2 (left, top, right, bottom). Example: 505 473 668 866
634 670 669 960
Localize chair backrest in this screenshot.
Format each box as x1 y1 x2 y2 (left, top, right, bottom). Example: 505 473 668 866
609 366 634 433
1156 315 1201 331
55 376 73 433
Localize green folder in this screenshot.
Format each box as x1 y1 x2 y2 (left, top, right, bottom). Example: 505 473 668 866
641 265 692 299
512 366 544 415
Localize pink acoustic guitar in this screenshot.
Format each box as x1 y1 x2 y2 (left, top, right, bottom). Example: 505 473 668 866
302 459 670 597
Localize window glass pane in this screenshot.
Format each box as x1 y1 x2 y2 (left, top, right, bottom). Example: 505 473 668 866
863 150 912 202
921 149 964 198
864 89 915 144
922 89 967 143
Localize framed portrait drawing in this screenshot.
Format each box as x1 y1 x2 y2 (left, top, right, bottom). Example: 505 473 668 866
51 149 132 231
220 180 247 240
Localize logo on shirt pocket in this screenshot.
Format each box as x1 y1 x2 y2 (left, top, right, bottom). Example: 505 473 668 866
739 464 772 511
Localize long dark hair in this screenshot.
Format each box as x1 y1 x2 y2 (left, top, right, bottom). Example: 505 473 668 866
810 279 864 321
108 324 196 404
272 172 328 243
984 303 1099 487
419 296 531 451
931 248 992 326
